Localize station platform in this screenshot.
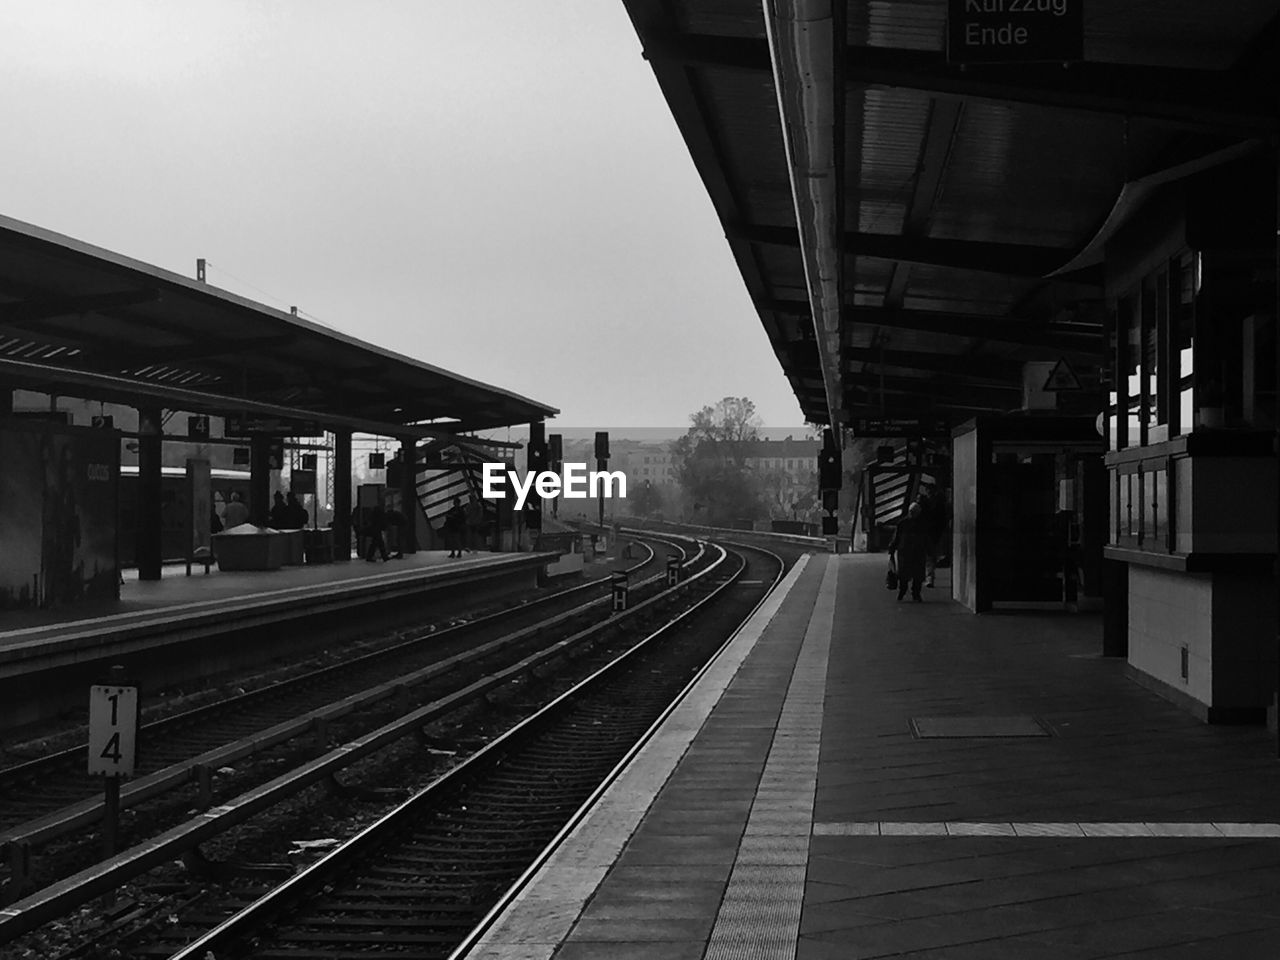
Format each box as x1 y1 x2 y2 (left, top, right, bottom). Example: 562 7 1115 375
466 553 1280 960
0 550 552 730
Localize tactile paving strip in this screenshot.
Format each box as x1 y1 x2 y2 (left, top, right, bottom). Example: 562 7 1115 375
813 821 1280 838
461 557 816 959
705 558 838 960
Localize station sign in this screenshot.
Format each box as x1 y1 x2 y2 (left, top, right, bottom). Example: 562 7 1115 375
947 0 1082 64
853 417 950 439
290 467 317 495
88 682 139 777
225 415 324 438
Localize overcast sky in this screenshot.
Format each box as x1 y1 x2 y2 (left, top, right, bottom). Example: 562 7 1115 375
0 1 807 431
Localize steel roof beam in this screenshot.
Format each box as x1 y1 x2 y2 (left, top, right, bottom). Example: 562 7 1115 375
846 399 1004 419
846 374 1019 406
84 333 299 370
0 356 463 440
732 222 1075 277
845 346 1022 381
885 98 964 309
651 33 1277 134
0 288 161 324
761 298 1102 352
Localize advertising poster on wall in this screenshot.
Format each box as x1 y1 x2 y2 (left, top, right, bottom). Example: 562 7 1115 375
0 422 119 610
188 458 212 558
0 427 45 609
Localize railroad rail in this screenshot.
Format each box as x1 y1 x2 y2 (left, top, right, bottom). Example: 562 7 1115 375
0 535 737 948
158 540 786 960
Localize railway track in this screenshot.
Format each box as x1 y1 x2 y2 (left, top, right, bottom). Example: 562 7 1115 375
0 539 685 906
132 541 784 960
0 535 739 950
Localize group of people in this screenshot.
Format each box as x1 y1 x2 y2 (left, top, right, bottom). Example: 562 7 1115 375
887 487 946 603
211 490 308 534
268 491 310 529
353 495 487 562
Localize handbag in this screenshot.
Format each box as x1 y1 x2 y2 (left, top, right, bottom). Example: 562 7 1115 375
884 559 899 591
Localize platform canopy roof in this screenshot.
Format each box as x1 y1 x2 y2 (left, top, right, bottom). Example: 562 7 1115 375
621 0 1277 438
0 215 557 437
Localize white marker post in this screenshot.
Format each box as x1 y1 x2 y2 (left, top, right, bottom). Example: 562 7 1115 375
88 666 139 858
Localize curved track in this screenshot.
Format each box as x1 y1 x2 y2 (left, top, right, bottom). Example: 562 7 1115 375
156 540 788 960
0 535 736 950
0 539 682 908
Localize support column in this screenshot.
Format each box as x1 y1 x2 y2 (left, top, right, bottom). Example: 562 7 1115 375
135 406 164 581
333 429 352 561
1273 149 1279 749
249 435 272 528
1101 559 1129 657
399 437 418 554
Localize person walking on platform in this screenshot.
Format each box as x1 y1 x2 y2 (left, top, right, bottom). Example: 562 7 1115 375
443 497 466 558
889 500 930 602
917 488 941 588
386 507 407 559
364 503 390 562
224 491 249 528
268 491 289 528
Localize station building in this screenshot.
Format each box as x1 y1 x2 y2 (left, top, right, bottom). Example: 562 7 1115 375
0 213 556 609
620 0 1277 725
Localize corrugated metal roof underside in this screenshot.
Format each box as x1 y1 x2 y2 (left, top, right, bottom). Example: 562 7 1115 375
623 0 1276 426
0 215 556 432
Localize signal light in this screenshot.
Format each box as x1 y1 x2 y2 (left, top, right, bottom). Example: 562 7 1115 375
818 450 841 490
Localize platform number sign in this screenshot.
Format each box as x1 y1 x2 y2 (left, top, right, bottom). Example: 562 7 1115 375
88 683 139 777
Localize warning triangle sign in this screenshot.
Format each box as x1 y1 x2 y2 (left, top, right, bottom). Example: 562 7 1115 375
1042 357 1083 392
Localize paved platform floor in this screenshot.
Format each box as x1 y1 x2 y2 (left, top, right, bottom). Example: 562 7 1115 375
466 553 1280 959
0 549 544 649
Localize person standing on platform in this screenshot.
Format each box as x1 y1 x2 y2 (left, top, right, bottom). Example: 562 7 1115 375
364 503 390 562
465 497 484 553
444 496 466 558
285 491 308 528
888 500 930 602
268 491 289 528
224 491 249 528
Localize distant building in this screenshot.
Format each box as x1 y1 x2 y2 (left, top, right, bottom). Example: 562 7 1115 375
739 437 820 481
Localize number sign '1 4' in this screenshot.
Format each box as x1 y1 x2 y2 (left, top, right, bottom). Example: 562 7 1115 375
88 684 139 777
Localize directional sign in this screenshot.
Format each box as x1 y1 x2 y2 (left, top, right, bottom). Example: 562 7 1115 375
290 467 317 495
88 683 139 777
853 417 950 439
947 0 1083 65
1042 357 1083 392
225 415 324 438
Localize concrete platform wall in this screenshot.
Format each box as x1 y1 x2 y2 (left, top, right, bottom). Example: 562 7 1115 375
1128 565 1277 722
